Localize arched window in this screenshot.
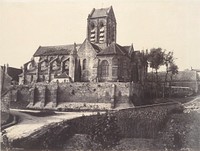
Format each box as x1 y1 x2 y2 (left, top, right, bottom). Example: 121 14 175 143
52 61 57 70
83 59 87 70
63 59 69 75
41 61 47 71
101 60 109 77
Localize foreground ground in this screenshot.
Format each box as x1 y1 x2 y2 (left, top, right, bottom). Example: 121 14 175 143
1 95 200 151
3 109 97 141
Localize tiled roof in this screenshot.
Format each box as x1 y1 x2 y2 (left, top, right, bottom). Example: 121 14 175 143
97 42 128 56
33 44 81 57
90 7 111 18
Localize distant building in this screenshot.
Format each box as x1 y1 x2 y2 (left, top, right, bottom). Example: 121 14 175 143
149 70 199 93
1 65 22 86
20 6 147 85
1 66 12 123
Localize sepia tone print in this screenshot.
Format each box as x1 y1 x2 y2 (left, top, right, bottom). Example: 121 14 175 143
1 1 200 151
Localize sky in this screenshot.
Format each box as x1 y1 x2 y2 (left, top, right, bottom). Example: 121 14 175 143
0 0 200 71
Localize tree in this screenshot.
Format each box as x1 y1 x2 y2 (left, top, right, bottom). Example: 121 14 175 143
163 51 174 97
148 48 165 97
168 63 178 97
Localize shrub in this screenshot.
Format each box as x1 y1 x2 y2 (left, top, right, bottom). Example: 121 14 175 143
89 112 122 150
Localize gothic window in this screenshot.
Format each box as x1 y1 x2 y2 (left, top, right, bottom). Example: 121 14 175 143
52 60 60 70
99 21 105 43
41 61 47 71
90 22 95 42
101 60 109 77
112 58 118 77
63 59 69 75
83 59 87 70
90 22 95 30
99 21 104 29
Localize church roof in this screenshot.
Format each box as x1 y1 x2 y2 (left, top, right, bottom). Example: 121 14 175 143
123 46 132 52
97 42 128 56
89 7 110 18
78 39 102 53
89 6 116 21
33 44 81 57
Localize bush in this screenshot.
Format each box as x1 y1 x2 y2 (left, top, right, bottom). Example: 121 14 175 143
157 111 200 150
88 112 122 150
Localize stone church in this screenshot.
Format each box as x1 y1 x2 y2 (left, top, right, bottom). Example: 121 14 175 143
19 6 147 84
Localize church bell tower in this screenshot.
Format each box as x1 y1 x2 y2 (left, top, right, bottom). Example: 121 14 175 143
87 6 116 49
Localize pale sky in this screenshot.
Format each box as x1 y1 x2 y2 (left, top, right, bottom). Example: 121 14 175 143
0 0 200 71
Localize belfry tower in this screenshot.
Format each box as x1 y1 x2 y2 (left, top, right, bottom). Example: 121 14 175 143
87 6 116 49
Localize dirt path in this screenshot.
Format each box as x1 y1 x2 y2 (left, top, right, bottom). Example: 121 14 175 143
4 109 96 141
183 95 200 113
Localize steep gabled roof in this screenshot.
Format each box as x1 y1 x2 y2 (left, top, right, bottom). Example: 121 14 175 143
33 44 81 57
123 46 131 53
97 42 128 56
89 6 116 21
78 39 101 53
123 44 134 56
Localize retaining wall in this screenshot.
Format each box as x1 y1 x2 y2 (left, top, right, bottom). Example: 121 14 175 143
66 102 183 138
7 82 143 110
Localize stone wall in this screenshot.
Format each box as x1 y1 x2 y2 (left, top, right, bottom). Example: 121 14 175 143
114 102 183 138
7 82 144 110
58 82 112 103
65 102 183 139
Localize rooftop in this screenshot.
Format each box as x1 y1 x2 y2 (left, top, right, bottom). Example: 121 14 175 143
33 44 81 57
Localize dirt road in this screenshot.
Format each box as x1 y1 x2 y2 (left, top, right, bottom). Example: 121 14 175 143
184 95 200 113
